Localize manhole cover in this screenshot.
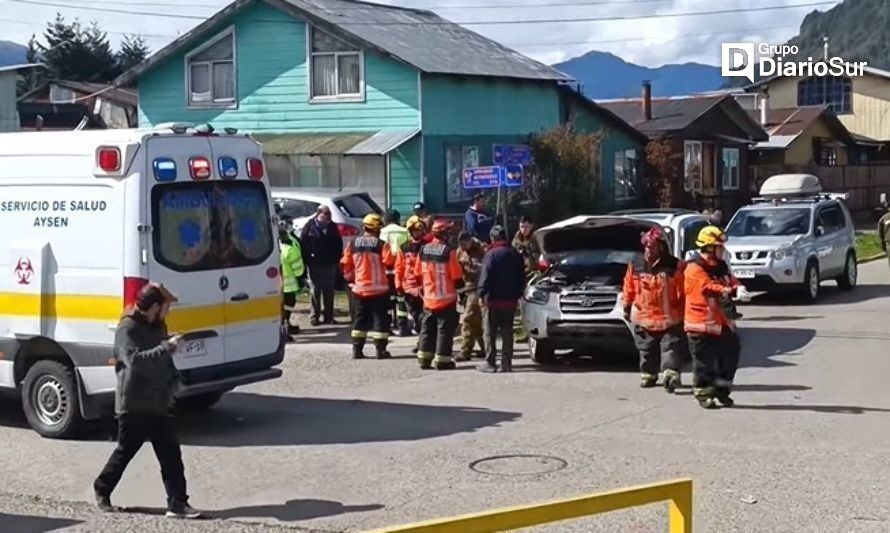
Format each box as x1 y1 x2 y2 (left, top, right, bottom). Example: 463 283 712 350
469 454 568 476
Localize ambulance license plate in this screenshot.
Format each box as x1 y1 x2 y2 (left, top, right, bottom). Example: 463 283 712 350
181 339 207 357
733 269 755 279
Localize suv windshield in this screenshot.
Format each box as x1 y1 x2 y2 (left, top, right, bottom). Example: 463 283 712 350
726 208 811 237
152 181 274 272
336 194 382 218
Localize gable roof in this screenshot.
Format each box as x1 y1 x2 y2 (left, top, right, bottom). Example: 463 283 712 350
18 80 137 108
558 86 648 144
115 0 570 86
596 95 727 135
748 105 855 150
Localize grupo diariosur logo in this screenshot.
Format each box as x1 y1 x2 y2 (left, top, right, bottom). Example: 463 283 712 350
721 43 867 83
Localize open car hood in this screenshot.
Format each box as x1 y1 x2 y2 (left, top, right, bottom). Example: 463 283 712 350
534 216 659 256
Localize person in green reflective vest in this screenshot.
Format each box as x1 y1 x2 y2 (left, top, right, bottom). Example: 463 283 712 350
380 209 411 335
280 221 306 340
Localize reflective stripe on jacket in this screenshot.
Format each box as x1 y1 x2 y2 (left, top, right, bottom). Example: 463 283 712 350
396 238 424 297
683 257 739 335
281 242 303 293
340 234 394 297
414 238 463 310
622 256 685 332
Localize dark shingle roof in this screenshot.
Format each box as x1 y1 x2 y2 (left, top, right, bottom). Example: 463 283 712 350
596 95 725 135
116 0 570 86
747 106 854 147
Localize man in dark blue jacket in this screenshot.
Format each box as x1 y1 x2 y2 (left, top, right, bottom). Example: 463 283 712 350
477 225 526 373
464 192 495 243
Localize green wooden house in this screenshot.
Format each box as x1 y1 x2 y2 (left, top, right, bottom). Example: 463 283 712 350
117 0 646 213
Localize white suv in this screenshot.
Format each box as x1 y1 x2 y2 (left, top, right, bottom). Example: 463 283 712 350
271 188 383 242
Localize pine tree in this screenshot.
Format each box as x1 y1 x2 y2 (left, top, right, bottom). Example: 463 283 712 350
116 35 150 75
82 21 117 80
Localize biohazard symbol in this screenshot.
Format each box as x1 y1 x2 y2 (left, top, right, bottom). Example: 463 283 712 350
14 257 34 285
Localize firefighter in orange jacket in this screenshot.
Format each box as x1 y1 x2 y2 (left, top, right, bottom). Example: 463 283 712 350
395 216 427 350
684 225 746 409
622 226 686 392
414 219 463 370
340 214 395 360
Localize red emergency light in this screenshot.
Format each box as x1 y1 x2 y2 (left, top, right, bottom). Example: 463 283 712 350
247 158 264 180
189 157 212 180
97 146 121 172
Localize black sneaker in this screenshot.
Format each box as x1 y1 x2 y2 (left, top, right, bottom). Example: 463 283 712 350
95 493 117 513
716 392 735 408
166 502 202 519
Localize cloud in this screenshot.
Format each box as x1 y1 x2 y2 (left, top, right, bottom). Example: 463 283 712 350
6 0 840 68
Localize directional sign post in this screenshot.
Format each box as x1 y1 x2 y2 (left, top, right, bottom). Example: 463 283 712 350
493 144 532 167
503 165 523 188
462 166 505 190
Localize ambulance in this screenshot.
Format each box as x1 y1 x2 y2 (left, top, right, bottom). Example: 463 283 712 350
0 124 285 438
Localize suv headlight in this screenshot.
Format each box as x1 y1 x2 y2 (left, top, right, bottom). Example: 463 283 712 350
773 245 795 261
524 286 550 304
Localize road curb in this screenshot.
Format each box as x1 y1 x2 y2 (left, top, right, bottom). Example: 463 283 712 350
858 252 886 264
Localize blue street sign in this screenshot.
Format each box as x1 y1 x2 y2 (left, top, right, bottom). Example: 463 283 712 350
493 144 532 166
463 166 504 189
503 165 523 188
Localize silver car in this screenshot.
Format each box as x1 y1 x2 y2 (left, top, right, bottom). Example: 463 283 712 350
724 181 857 302
522 216 660 365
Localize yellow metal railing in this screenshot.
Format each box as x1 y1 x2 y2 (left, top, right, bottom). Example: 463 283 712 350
364 478 692 533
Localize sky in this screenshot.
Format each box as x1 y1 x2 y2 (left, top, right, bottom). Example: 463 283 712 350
0 0 842 67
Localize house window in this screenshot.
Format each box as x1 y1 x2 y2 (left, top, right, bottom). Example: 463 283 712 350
797 76 852 114
819 146 838 166
721 147 740 190
310 28 363 100
683 141 703 192
49 84 75 104
445 146 479 204
186 29 236 107
614 148 639 200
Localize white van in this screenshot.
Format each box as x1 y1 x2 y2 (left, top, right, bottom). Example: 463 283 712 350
0 125 285 438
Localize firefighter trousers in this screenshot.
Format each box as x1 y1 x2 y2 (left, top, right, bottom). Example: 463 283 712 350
634 324 683 378
404 294 423 334
417 305 459 367
352 293 391 354
688 327 741 398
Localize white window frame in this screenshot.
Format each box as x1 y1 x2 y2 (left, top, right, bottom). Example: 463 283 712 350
307 26 365 103
683 140 703 193
445 145 479 204
721 147 740 190
184 27 237 109
614 148 639 200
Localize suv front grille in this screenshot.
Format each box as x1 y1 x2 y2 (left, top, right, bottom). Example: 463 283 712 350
734 250 769 265
559 292 618 315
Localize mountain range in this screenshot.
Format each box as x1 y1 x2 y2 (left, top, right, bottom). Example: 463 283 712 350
0 41 27 67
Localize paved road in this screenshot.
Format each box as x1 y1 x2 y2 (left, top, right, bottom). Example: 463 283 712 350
2 261 889 533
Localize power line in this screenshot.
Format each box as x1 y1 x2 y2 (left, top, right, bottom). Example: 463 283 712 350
0 16 177 37
4 0 836 25
510 25 800 49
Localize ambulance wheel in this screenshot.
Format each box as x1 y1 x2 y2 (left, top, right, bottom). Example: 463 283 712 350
176 392 224 411
22 360 84 439
529 337 557 365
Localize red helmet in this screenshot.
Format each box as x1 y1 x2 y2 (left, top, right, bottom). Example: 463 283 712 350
431 218 453 233
641 226 666 248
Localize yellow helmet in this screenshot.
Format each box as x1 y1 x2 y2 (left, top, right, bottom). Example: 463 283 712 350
695 225 727 248
362 213 383 231
406 215 425 231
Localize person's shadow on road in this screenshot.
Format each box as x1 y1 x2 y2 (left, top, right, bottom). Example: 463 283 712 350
211 498 384 522
0 513 82 533
733 404 890 414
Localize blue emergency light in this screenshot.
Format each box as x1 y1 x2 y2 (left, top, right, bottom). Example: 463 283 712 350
152 158 177 181
218 157 238 179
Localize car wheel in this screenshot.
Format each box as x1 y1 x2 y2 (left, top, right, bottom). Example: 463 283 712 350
529 337 557 365
801 262 820 303
21 360 84 439
176 392 225 411
837 252 857 291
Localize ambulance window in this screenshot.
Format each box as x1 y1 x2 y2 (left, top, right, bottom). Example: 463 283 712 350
151 181 273 272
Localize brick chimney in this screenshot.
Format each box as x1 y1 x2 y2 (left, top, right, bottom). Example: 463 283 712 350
642 80 652 121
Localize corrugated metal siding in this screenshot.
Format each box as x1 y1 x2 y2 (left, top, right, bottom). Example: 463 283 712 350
137 2 420 133
389 135 422 213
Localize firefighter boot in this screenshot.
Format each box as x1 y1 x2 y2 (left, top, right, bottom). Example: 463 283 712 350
715 388 734 407
352 340 366 360
433 355 456 370
374 340 392 359
640 373 657 388
693 387 718 409
662 369 681 394
417 352 433 370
